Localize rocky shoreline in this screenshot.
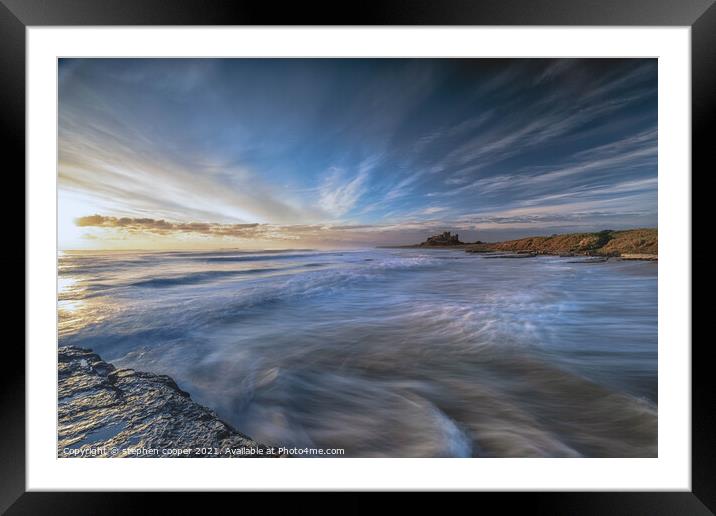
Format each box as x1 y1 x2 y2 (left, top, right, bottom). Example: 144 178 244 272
58 346 282 458
390 229 658 261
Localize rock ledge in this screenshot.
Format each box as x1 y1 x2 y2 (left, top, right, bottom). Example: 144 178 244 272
58 346 280 458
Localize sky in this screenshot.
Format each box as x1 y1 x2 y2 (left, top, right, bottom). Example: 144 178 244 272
58 58 657 250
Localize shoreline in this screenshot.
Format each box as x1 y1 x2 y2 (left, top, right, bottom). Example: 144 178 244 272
381 246 658 261
381 229 658 261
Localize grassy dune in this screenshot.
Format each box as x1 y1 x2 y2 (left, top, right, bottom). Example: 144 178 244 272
465 229 657 257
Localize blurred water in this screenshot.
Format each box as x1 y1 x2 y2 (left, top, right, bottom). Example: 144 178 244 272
58 248 657 457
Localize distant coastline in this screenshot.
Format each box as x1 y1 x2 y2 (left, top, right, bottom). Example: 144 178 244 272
384 228 658 261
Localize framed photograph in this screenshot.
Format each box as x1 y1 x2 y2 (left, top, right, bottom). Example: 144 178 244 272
6 0 712 512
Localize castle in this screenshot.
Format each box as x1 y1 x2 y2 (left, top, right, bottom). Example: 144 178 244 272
420 231 464 246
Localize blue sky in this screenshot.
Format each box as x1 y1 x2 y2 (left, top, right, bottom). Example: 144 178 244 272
58 58 657 249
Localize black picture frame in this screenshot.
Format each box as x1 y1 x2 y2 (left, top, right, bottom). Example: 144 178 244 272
4 0 711 512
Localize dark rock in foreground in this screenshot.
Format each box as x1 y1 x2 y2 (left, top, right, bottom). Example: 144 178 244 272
58 346 281 458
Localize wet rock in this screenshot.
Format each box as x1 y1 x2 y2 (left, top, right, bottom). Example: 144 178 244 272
58 346 282 458
567 257 609 263
619 254 658 261
482 252 538 259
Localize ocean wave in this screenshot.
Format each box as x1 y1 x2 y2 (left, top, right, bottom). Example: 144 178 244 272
203 252 331 263
58 252 443 339
182 345 655 457
128 267 288 288
158 249 316 258
57 248 657 456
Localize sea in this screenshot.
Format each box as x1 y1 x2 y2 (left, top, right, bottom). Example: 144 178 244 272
58 247 658 457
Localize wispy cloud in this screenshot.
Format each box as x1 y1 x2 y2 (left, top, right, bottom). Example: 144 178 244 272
432 127 657 203
318 164 372 217
59 58 657 248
